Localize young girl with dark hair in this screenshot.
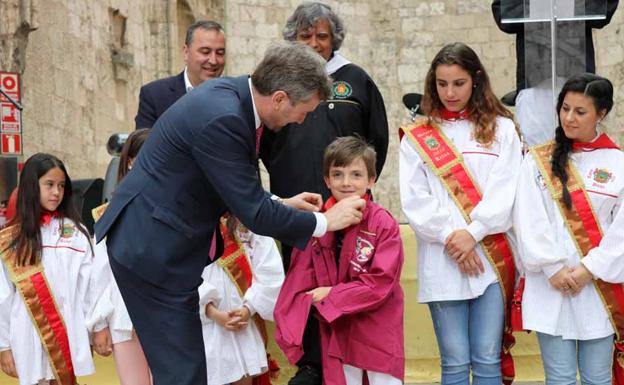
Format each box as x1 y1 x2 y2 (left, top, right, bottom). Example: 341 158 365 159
514 73 624 385
199 214 284 385
88 129 152 385
117 129 149 183
0 153 99 385
400 42 522 384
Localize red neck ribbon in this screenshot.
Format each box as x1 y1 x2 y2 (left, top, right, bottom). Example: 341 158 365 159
439 108 470 121
40 211 58 226
322 194 370 212
572 133 620 152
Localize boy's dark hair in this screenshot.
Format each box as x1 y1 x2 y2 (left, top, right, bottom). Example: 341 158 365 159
6 153 92 266
323 136 377 179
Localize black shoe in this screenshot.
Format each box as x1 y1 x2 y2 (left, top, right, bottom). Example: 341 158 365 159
288 365 322 385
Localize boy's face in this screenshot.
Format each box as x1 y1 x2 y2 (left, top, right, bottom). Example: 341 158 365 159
324 158 375 202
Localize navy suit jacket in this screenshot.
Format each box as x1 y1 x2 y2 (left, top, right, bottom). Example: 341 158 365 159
96 75 317 290
135 71 186 129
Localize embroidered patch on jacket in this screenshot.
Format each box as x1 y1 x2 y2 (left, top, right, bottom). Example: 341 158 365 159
59 223 75 238
332 81 353 99
590 168 614 184
355 236 374 263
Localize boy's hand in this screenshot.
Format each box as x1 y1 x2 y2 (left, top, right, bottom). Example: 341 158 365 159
307 286 332 302
93 327 113 356
325 196 365 231
283 192 323 212
0 349 17 378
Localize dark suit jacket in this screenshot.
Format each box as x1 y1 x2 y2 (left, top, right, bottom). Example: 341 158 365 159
96 75 317 290
135 71 186 129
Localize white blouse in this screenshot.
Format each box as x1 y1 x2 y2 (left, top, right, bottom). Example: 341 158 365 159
86 238 134 344
400 117 522 302
514 147 624 340
198 227 284 385
0 218 96 385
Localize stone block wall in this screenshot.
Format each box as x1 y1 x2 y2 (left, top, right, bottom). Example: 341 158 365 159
1 0 623 219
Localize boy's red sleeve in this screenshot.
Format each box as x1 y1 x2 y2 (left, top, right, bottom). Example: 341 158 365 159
315 216 403 323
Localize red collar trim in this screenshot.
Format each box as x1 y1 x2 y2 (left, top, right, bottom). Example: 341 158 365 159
40 211 59 226
322 194 370 212
439 108 470 121
572 133 620 152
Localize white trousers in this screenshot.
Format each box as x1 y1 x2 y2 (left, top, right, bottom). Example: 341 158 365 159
343 364 402 385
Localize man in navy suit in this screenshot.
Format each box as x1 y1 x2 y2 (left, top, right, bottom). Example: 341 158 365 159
134 20 226 128
95 42 366 385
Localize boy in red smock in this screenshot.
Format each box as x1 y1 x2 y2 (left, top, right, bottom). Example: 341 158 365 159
274 136 404 385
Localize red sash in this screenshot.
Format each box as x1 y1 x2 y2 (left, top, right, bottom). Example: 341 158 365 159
0 225 77 385
216 215 278 384
402 118 517 384
531 141 624 384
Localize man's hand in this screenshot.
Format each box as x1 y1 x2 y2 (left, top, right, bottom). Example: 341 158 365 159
93 327 113 357
445 230 477 261
549 267 580 295
457 250 485 276
282 192 323 212
324 196 365 231
0 350 17 378
306 287 332 302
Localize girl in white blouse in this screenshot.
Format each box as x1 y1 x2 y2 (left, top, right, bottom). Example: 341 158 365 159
400 42 522 385
0 153 100 385
199 215 284 385
514 73 622 385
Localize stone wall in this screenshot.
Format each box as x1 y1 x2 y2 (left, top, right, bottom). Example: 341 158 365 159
1 0 623 218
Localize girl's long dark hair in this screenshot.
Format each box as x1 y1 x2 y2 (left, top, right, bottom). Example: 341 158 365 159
422 42 516 146
551 73 613 209
118 129 149 183
5 153 91 266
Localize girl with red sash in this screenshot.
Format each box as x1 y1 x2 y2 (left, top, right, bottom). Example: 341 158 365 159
514 73 623 385
399 43 522 385
0 153 100 385
199 215 284 385
88 129 152 385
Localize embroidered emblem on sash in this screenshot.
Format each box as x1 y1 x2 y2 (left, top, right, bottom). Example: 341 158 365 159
425 136 439 150
332 81 352 99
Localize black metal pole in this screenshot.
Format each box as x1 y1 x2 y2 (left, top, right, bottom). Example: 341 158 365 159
0 87 23 111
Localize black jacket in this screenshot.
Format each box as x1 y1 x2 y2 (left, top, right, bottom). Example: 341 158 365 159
260 63 389 200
